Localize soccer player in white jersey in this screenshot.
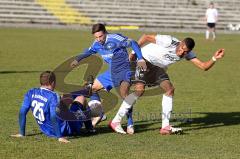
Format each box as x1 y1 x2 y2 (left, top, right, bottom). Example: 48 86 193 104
129 34 224 135
205 2 218 40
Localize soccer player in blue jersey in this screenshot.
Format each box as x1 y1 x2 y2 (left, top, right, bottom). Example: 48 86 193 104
11 71 94 143
70 23 147 134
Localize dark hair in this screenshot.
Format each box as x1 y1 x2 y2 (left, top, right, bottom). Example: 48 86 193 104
183 37 195 51
92 23 106 34
40 71 56 86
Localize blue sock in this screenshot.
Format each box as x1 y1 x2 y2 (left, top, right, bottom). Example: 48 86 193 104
127 107 134 126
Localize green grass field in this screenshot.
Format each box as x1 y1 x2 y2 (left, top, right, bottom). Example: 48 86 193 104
0 27 240 159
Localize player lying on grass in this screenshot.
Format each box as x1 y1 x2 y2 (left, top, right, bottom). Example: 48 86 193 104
127 33 224 135
70 23 147 134
11 71 95 143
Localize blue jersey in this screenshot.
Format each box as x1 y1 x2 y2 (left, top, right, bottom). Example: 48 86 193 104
76 33 143 72
19 87 69 138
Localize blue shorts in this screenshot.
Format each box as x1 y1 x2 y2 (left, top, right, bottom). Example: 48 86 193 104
97 69 132 91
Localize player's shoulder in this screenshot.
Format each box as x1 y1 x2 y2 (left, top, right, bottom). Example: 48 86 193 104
91 40 101 47
156 34 179 47
27 87 39 95
185 51 197 60
108 33 127 41
43 88 60 103
39 87 59 98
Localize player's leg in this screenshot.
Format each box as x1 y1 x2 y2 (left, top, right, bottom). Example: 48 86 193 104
90 92 107 127
108 67 144 134
90 71 113 127
126 82 145 134
110 66 145 134
69 96 96 134
68 78 105 127
206 24 210 40
160 80 174 128
110 81 134 134
212 24 216 40
159 80 182 135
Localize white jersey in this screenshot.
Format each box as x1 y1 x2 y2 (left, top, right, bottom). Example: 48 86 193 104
140 34 196 68
206 8 218 23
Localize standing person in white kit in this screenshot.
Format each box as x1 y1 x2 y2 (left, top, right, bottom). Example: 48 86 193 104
205 2 218 40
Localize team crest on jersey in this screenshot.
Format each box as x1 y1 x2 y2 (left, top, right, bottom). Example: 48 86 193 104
104 41 117 50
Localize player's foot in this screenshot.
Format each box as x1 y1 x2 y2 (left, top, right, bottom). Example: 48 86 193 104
160 125 183 135
126 125 134 135
109 121 126 134
92 114 107 127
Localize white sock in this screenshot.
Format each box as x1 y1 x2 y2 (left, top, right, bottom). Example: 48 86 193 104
212 32 216 39
112 93 138 123
162 94 173 128
88 100 103 116
206 30 209 39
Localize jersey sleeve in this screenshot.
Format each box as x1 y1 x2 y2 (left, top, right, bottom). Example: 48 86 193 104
49 94 62 138
185 51 197 60
75 42 97 62
120 36 143 60
19 90 32 136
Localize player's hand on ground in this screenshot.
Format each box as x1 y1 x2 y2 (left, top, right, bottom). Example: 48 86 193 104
70 60 79 68
10 134 24 138
137 59 147 71
214 49 225 60
58 137 70 143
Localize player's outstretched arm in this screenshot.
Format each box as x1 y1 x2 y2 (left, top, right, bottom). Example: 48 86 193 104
70 59 79 68
190 49 224 71
137 34 156 47
12 92 32 138
70 48 96 68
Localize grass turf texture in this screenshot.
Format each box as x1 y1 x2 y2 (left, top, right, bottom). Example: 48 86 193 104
0 27 240 159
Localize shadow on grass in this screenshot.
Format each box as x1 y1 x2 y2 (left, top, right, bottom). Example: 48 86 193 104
112 112 240 134
26 132 43 136
18 112 240 139
133 120 160 133
0 71 42 74
69 120 161 139
178 112 240 132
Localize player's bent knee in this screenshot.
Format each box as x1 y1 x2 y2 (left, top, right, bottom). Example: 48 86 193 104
134 83 145 97
135 88 144 97
135 90 144 97
165 87 175 96
74 96 85 104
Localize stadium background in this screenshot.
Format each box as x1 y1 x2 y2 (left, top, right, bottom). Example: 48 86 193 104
0 0 240 159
